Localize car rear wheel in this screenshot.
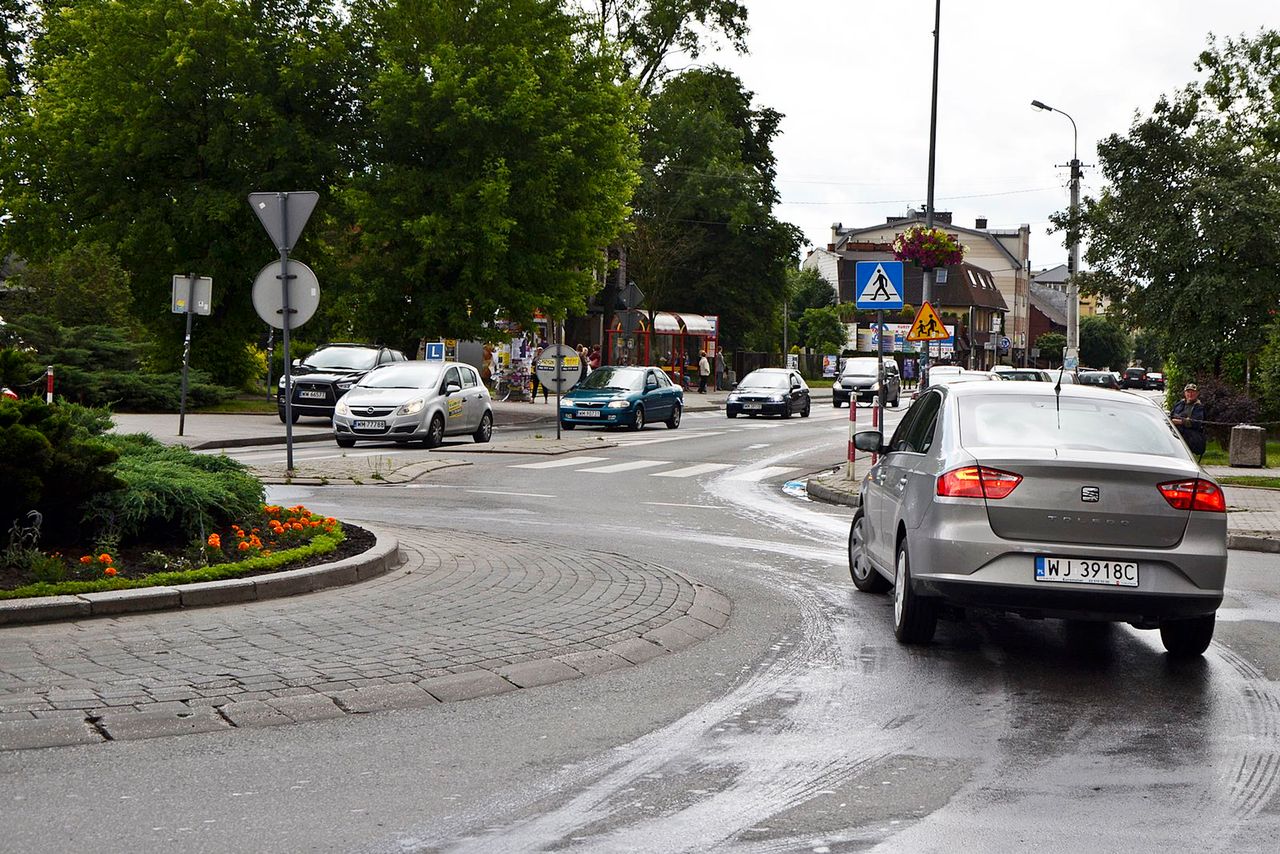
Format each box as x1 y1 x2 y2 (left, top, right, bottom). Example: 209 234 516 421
335 436 356 448
424 414 445 448
1159 614 1215 657
630 406 645 431
893 540 937 644
666 403 682 429
849 512 890 593
472 411 492 443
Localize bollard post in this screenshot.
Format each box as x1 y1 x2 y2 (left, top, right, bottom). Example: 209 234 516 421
45 365 53 404
846 392 857 480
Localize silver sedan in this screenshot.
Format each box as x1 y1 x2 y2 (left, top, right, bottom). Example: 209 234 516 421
847 381 1228 656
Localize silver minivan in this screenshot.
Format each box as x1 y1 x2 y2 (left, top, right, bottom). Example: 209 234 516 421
333 361 493 448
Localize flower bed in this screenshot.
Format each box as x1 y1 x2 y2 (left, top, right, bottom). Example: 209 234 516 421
0 504 351 600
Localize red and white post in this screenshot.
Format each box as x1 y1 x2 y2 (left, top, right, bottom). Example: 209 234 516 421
45 365 53 404
846 388 857 480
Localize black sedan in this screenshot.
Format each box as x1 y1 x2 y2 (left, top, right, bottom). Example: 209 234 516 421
726 368 811 418
1078 370 1121 390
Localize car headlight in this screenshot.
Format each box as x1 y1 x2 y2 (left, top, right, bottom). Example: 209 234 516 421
606 399 631 409
560 399 575 409
336 380 355 391
871 382 880 392
767 394 784 403
335 401 351 416
397 398 425 416
727 393 739 402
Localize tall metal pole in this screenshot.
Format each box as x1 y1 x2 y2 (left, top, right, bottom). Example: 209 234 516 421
921 0 942 389
279 194 295 473
178 274 194 437
1031 100 1081 360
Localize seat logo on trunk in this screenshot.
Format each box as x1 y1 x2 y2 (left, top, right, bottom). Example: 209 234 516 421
1081 486 1100 502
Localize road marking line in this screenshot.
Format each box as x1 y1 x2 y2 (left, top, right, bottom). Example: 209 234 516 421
645 502 718 508
509 456 610 469
725 466 797 482
466 490 556 498
651 463 734 478
576 460 669 474
611 431 725 446
745 444 770 450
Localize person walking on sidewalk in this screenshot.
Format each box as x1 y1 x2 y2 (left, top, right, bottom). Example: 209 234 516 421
1170 382 1206 455
697 351 710 394
714 350 725 391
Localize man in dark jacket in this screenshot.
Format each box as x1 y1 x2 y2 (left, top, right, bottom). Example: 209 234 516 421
1170 383 1206 455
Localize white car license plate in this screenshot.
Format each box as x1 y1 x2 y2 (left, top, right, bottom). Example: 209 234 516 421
576 410 601 418
353 419 385 430
744 403 763 410
299 390 326 399
1034 556 1139 587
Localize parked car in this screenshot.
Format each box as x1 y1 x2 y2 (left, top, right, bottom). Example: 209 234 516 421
1078 370 1121 389
726 368 811 418
559 365 682 430
832 358 901 408
910 369 999 402
847 382 1227 656
1147 371 1166 390
994 369 1053 382
279 342 408 423
333 361 492 448
1121 367 1149 389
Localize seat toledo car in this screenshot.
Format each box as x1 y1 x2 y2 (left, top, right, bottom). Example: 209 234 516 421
847 381 1227 656
832 358 901 408
559 365 682 430
726 368 811 418
333 361 492 448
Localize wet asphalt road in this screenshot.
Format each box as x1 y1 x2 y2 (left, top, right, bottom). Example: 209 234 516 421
6 404 1280 853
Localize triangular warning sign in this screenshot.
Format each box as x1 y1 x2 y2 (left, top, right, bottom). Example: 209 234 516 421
906 301 949 342
856 263 902 306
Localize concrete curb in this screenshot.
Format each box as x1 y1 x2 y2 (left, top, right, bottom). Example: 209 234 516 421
1228 533 1280 553
805 474 860 508
0 527 401 626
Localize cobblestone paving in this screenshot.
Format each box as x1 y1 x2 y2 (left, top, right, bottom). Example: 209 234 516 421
0 529 728 749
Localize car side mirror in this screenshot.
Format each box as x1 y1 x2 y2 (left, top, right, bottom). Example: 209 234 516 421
853 430 886 454
445 383 462 394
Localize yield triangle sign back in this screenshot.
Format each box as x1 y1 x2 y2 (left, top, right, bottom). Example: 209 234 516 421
855 261 904 310
907 301 949 341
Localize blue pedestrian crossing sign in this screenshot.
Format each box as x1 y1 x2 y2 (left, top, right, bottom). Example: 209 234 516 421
855 261 905 311
425 341 445 361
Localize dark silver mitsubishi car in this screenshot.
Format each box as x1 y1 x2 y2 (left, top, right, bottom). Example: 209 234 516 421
847 381 1228 656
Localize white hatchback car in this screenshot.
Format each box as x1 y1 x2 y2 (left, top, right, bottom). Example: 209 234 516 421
333 361 493 448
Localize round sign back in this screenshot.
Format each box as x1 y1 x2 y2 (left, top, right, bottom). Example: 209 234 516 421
534 344 582 395
252 261 320 329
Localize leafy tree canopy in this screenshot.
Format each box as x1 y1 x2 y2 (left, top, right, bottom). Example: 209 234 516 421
1064 31 1280 374
340 0 642 348
797 306 845 355
1078 315 1131 371
1035 331 1066 366
787 266 835 321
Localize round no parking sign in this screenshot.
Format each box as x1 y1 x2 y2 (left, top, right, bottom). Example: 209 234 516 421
535 345 582 394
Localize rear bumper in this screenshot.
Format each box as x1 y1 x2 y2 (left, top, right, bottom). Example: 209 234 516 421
918 576 1221 621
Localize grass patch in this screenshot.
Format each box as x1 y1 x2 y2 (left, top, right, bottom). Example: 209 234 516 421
194 397 277 414
1218 476 1280 489
1198 438 1280 468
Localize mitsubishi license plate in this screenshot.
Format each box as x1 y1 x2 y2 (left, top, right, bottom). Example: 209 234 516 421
299 390 326 399
353 420 385 430
1034 556 1138 587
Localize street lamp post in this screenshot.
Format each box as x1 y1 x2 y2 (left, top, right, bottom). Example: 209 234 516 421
1031 99 1081 364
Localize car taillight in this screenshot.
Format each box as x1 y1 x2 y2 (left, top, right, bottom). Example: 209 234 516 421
1158 479 1227 512
936 466 1022 500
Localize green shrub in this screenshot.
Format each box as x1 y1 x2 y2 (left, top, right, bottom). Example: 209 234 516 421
0 399 123 542
82 435 264 544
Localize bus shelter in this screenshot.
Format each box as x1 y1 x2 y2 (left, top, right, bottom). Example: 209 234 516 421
606 310 718 382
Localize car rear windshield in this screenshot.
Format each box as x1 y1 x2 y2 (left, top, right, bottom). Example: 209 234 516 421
360 363 442 389
305 348 379 371
959 396 1188 457
840 359 881 377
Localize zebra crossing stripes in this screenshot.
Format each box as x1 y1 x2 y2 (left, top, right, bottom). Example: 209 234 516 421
509 457 610 469
724 466 797 482
575 460 670 474
650 463 734 478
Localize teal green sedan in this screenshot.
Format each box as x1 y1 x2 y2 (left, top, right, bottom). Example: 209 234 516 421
559 365 683 431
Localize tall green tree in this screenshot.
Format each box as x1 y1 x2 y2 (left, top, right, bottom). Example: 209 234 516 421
0 0 356 385
786 266 835 323
1079 315 1131 371
9 243 132 329
1066 31 1280 375
340 0 641 347
797 306 845 355
628 67 801 349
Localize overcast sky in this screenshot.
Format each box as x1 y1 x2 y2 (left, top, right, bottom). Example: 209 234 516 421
693 1 1275 271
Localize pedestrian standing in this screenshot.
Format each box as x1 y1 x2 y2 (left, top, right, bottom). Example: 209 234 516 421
530 344 548 403
902 358 916 389
713 350 725 391
589 345 601 371
1170 383 1207 455
697 350 710 394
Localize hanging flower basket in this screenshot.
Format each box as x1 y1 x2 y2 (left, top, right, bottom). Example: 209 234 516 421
892 225 966 270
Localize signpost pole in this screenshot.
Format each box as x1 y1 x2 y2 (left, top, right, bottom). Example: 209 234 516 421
266 328 274 403
875 309 885 465
556 320 563 440
178 274 195 437
279 194 295 473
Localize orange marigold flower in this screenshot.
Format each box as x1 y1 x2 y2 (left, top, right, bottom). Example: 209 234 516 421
236 530 246 538
98 553 113 565
104 567 117 577
79 555 93 565
292 522 304 530
238 541 250 551
207 534 221 547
